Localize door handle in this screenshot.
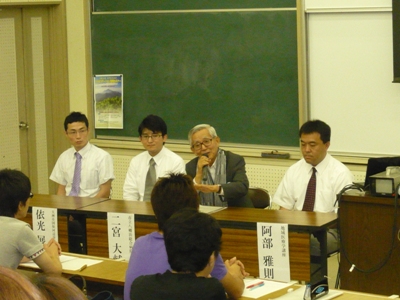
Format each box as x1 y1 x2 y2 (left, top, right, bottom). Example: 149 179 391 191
19 122 29 129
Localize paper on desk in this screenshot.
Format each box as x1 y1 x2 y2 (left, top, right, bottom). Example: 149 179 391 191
20 255 102 271
241 279 296 299
269 285 343 300
199 205 226 214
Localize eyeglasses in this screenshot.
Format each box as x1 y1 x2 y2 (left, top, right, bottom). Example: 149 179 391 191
29 192 34 198
67 129 88 136
191 138 214 151
141 134 162 140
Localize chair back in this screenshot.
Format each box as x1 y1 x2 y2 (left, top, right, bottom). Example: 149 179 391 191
247 187 270 209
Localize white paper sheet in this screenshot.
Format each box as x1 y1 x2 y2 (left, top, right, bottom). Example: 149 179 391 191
20 254 102 271
199 205 227 214
241 279 296 299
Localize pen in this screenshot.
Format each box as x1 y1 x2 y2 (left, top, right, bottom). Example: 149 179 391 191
78 264 87 272
246 281 264 289
249 282 265 291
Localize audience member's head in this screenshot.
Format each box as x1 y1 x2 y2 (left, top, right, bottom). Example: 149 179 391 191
33 275 87 300
63 112 89 131
163 208 222 274
151 173 199 230
0 169 31 218
0 266 43 300
299 119 331 144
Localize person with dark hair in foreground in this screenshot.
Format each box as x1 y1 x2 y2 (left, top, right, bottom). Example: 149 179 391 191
130 209 226 300
124 173 246 300
0 169 61 275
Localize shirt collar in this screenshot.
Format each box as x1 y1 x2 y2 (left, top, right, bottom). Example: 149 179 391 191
74 142 91 157
311 153 331 174
146 146 165 164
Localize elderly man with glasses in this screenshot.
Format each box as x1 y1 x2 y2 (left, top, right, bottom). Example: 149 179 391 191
123 115 186 201
186 124 253 207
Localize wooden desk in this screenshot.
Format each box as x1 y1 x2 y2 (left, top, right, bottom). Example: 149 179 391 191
29 194 109 211
339 194 400 296
19 252 389 300
75 199 336 282
25 194 109 254
240 284 390 300
25 195 337 282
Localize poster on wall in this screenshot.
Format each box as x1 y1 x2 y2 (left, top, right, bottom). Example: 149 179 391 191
94 74 123 129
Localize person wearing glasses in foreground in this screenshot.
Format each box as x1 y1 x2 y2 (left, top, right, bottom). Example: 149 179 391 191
123 115 185 201
186 124 253 207
50 112 115 198
124 173 247 300
0 169 62 274
130 209 226 300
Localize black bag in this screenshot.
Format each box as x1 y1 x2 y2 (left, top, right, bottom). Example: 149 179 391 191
69 275 114 300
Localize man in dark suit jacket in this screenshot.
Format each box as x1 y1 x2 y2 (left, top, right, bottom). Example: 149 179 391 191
186 124 253 208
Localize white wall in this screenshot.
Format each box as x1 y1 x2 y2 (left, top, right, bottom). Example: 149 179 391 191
306 0 400 156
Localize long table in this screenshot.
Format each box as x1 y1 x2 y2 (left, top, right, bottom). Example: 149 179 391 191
25 194 337 283
18 252 390 300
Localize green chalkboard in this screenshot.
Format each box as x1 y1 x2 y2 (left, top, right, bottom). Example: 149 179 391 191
91 4 299 146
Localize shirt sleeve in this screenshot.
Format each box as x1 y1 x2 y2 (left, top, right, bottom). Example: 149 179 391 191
272 171 295 210
210 253 227 280
98 153 115 184
123 158 141 200
49 156 67 185
18 224 44 259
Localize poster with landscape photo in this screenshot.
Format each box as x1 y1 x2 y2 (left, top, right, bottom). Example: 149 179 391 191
94 74 123 129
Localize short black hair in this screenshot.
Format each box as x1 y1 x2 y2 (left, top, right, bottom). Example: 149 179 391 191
64 112 89 131
0 169 31 217
151 173 199 230
164 208 222 273
299 119 331 144
138 115 167 136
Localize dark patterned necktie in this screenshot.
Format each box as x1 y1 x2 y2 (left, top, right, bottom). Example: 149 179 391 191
69 152 82 196
302 167 316 211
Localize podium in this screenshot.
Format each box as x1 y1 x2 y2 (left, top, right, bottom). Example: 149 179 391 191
339 194 400 295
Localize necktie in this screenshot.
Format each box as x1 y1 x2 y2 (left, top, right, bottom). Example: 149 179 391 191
302 167 317 211
143 158 156 201
70 152 82 196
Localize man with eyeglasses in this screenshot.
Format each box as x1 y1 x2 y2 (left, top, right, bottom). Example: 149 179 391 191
186 124 253 207
50 112 115 198
123 115 185 201
50 112 115 253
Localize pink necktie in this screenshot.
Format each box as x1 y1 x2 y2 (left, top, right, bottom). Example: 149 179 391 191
302 167 316 211
69 152 82 196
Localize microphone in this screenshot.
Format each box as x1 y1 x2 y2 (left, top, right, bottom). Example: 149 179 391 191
202 153 209 181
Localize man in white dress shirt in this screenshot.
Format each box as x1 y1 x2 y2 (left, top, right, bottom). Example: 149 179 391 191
273 120 353 257
123 115 185 201
50 112 115 253
50 112 115 198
